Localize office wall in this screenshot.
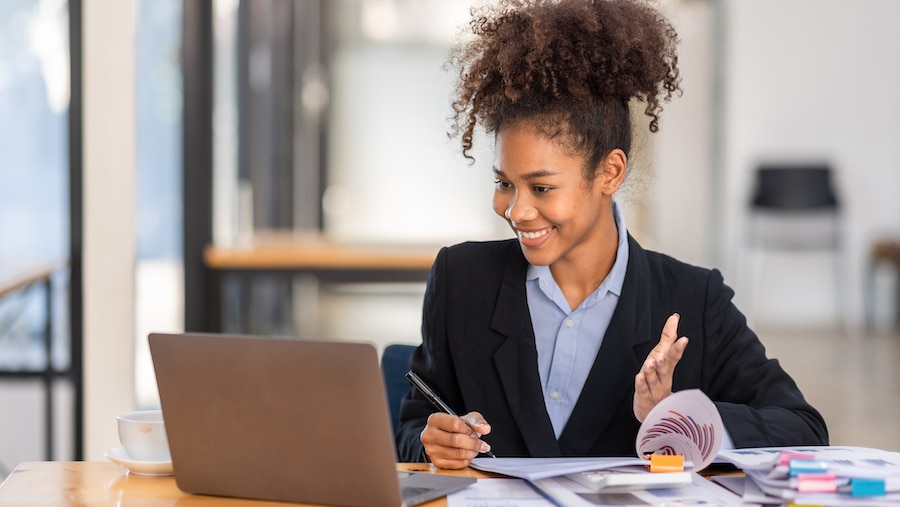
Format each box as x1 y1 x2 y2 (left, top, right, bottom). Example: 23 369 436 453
327 43 505 246
651 0 900 330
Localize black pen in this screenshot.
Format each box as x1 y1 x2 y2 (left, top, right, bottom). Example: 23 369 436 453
405 370 496 458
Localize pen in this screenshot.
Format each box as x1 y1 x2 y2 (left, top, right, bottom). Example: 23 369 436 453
405 370 496 458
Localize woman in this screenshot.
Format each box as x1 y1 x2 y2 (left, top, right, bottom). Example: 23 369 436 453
396 0 828 469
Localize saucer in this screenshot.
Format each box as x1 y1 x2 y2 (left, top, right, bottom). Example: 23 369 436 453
104 446 173 476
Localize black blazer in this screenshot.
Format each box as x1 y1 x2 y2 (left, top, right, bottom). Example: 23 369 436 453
396 237 828 461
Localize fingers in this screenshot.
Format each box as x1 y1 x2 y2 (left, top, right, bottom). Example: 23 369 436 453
644 338 688 388
633 369 651 422
462 411 492 438
633 313 689 422
646 314 688 379
660 312 680 345
420 412 492 469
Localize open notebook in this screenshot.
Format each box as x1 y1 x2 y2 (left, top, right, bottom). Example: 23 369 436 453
149 332 475 507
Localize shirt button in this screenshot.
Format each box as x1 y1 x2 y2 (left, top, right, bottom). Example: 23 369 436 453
550 390 560 400
565 319 574 328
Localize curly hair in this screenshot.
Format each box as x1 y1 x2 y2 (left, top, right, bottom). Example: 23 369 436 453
448 0 681 177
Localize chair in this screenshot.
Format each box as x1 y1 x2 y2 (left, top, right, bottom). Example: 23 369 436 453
380 343 417 434
864 239 900 332
742 164 845 330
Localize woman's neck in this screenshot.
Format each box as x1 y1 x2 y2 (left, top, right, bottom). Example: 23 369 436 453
550 217 620 311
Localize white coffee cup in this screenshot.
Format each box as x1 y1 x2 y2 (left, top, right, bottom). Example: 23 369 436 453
117 410 171 462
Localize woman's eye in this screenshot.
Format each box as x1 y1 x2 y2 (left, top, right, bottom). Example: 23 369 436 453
494 179 512 190
533 186 551 193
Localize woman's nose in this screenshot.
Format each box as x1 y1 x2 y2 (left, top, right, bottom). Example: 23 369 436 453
505 195 538 222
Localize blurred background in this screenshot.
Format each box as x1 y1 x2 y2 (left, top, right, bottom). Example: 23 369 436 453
1 0 899 473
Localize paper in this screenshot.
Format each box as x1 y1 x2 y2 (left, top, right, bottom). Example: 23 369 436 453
636 388 723 470
469 457 658 481
716 445 900 505
713 474 774 505
717 445 900 479
531 472 746 507
445 478 553 507
470 389 724 479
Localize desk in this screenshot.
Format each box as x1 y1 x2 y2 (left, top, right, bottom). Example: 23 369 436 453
203 232 440 332
0 462 490 506
0 260 72 460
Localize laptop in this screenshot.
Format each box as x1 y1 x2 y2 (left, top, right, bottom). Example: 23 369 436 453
149 332 475 507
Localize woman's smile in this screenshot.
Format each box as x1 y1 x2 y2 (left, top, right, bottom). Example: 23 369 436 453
492 122 614 269
516 226 554 243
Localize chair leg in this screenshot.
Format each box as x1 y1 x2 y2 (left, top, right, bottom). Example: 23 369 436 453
833 247 848 337
864 259 877 334
894 267 900 331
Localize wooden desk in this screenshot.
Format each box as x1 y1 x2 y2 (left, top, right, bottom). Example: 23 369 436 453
0 462 490 506
203 232 441 332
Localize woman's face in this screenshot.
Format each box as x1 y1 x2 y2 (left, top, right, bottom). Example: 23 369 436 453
492 122 617 268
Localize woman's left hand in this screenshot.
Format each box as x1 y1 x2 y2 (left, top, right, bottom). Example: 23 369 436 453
633 313 689 422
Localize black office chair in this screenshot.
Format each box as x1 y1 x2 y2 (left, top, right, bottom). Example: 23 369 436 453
743 163 845 330
751 165 838 210
380 343 417 435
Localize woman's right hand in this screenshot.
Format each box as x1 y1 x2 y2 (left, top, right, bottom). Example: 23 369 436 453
420 411 492 469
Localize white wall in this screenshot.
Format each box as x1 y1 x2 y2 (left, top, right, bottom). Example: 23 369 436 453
651 0 900 330
647 0 716 264
326 43 505 247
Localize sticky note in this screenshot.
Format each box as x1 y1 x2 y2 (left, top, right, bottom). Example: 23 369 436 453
648 454 684 473
788 458 828 476
795 473 837 493
850 478 886 497
779 451 815 466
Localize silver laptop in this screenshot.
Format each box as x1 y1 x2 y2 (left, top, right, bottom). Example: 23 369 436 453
149 332 475 507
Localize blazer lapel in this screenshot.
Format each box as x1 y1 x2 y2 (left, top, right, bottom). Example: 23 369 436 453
490 245 562 457
558 235 654 455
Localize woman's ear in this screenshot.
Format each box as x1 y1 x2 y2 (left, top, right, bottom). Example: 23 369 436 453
595 149 627 195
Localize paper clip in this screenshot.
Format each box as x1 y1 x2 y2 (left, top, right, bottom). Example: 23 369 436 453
648 454 684 473
794 473 838 493
788 458 828 477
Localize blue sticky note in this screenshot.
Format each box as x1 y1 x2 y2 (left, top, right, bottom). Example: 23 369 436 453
850 478 886 497
788 458 828 477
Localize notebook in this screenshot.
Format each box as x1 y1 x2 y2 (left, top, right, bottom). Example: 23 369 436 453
149 332 475 507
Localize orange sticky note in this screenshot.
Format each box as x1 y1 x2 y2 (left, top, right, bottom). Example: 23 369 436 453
648 454 684 472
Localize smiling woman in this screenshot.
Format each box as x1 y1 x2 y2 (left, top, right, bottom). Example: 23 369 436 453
491 123 621 304
394 0 828 470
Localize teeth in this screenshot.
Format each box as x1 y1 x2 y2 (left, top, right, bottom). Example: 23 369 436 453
519 229 549 239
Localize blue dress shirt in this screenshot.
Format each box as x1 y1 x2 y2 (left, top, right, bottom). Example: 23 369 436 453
526 201 629 437
525 201 735 449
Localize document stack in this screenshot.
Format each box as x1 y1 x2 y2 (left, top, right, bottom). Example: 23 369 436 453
716 445 900 506
469 390 748 506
